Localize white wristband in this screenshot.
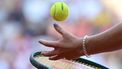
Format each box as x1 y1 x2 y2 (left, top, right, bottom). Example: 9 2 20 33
82 35 90 57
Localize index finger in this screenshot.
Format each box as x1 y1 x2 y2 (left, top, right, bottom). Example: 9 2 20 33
39 40 59 48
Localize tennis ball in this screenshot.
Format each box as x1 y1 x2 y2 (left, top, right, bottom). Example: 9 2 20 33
50 2 69 21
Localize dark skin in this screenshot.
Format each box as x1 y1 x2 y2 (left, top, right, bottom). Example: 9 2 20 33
39 23 122 60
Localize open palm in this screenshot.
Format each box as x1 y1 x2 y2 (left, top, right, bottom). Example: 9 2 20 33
39 24 84 60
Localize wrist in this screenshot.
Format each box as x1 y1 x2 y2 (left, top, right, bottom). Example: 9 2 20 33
80 35 97 56
82 35 90 57
86 35 99 55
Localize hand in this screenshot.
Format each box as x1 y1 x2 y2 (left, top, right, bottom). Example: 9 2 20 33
39 23 84 60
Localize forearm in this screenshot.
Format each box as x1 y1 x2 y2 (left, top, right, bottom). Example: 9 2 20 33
87 23 122 55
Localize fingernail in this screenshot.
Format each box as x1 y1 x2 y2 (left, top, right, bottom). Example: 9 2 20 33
38 40 42 43
38 40 45 44
39 39 45 42
53 23 58 27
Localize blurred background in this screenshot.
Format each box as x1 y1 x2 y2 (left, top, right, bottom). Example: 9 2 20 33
0 0 122 69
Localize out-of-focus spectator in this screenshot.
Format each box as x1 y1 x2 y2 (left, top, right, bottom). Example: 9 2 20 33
22 0 50 36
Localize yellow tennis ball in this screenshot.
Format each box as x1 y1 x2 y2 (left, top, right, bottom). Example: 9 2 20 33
50 2 69 21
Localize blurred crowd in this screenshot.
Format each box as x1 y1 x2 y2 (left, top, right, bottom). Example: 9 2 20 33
0 0 122 69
